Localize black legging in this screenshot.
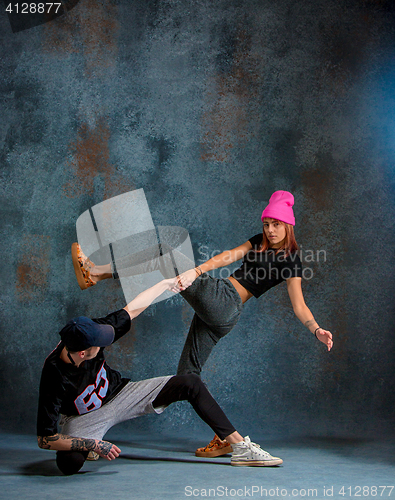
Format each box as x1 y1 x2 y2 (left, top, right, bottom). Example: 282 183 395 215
56 374 236 475
153 374 236 440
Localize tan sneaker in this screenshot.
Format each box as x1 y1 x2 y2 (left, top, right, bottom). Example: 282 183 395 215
71 243 96 290
195 434 233 458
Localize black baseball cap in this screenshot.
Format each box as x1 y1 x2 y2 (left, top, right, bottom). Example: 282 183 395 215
59 317 115 352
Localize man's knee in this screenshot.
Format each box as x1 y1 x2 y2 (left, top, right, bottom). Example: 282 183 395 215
56 450 88 475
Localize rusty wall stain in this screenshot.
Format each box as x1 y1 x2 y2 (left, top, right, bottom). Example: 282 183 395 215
42 6 80 55
63 116 134 198
299 160 338 259
43 0 119 77
44 0 134 199
102 174 136 201
200 30 262 163
79 0 119 78
64 117 110 197
300 163 336 213
16 235 51 302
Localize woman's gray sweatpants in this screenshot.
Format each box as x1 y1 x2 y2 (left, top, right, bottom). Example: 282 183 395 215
177 275 243 376
111 245 244 376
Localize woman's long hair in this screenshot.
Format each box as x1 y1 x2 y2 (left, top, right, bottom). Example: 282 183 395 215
257 220 299 257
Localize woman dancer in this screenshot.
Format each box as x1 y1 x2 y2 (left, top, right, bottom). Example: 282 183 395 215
72 191 333 458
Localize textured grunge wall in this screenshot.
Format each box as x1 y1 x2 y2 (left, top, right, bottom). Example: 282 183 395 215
1 0 395 439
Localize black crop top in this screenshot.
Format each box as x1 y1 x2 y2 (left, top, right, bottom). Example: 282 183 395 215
231 234 303 298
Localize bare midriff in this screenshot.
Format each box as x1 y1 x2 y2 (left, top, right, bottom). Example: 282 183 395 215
228 276 253 304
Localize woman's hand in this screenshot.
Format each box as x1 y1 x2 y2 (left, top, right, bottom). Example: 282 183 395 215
163 277 192 293
124 277 192 319
315 328 333 351
176 268 198 289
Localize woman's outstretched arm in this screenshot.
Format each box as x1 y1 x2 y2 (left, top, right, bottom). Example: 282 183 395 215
177 240 253 287
286 277 333 351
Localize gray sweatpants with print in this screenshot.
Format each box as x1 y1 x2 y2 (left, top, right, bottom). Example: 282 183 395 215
59 376 171 440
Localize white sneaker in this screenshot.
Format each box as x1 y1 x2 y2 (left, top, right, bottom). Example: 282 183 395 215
230 436 283 467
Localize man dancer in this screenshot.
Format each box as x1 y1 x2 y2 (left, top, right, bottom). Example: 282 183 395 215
37 276 283 474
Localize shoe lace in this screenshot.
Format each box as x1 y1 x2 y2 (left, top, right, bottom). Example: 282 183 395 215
203 436 223 451
245 437 271 457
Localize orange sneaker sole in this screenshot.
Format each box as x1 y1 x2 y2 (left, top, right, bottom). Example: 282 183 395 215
195 445 233 458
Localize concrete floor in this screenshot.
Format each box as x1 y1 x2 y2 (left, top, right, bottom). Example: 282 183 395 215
1 431 394 500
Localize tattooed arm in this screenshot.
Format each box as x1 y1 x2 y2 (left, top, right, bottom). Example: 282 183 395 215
37 434 121 460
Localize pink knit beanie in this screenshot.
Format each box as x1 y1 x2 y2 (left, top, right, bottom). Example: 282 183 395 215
261 191 295 226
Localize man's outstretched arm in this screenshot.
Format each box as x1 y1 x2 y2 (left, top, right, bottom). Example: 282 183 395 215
37 434 120 461
123 277 189 320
